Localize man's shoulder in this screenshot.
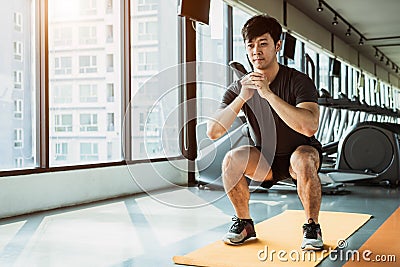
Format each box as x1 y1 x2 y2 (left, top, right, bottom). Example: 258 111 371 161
280 64 308 79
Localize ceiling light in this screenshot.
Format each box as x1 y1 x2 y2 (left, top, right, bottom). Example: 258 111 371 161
332 15 338 26
317 1 323 12
358 37 364 45
386 59 390 66
380 55 384 62
345 27 351 36
396 67 399 73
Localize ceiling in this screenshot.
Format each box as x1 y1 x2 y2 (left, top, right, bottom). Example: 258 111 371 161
285 0 400 78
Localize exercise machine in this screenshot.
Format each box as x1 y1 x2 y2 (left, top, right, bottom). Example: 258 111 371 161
320 121 400 187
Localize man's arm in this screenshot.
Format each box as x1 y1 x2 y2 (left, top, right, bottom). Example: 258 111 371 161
265 95 319 137
206 96 246 140
250 72 319 137
207 75 257 140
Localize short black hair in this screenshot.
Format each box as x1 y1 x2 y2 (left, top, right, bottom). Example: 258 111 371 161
241 14 282 44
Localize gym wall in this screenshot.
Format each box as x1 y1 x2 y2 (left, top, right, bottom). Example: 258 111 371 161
286 4 331 50
234 0 399 86
360 54 375 76
390 73 400 88
224 0 284 21
334 35 358 66
376 65 389 83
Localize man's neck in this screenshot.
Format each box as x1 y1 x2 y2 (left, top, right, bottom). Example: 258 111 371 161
255 62 280 83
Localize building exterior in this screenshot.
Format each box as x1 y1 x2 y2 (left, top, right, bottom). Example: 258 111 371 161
0 1 35 170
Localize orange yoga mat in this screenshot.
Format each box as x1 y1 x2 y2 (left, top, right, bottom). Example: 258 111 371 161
344 207 400 266
173 210 371 267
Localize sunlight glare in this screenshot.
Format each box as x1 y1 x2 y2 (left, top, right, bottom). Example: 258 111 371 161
51 0 81 20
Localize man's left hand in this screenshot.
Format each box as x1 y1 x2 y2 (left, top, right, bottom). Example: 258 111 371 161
249 72 273 99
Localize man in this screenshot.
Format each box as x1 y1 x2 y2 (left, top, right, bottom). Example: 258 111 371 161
206 14 323 250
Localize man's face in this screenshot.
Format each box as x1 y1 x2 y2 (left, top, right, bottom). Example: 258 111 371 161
245 33 281 70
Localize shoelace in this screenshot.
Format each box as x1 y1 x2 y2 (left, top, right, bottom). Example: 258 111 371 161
303 219 320 239
230 216 246 232
303 224 314 238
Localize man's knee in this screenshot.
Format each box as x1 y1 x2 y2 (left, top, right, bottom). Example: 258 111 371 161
290 145 319 173
222 147 250 173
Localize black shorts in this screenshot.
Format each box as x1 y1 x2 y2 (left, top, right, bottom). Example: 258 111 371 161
256 145 323 189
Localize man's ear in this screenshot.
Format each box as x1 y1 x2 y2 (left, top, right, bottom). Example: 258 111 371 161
275 40 282 52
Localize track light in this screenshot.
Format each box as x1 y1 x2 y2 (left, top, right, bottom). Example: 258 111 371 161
345 27 351 36
358 37 364 45
332 15 338 25
396 67 399 73
375 50 379 58
392 63 396 70
317 1 323 12
386 59 390 66
380 55 384 62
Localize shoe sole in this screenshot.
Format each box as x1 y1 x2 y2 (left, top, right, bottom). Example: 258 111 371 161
223 235 257 246
301 244 324 251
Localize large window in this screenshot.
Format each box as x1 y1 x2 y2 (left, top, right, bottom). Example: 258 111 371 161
130 0 179 159
232 7 251 72
49 0 122 166
0 1 36 171
196 0 229 123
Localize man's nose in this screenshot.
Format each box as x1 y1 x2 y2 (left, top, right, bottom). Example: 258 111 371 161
252 44 261 55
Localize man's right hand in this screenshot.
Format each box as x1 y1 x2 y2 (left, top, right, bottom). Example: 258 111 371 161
239 73 257 102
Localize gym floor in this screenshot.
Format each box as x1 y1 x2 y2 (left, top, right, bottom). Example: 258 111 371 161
0 184 398 266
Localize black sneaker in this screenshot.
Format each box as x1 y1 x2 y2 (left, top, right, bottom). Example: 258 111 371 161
223 216 256 245
301 219 324 250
